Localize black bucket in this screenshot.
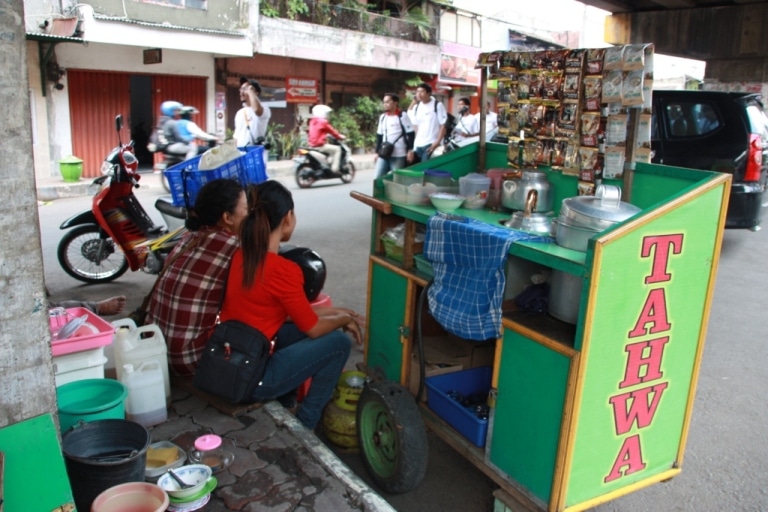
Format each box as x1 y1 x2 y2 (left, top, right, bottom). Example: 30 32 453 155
61 419 150 512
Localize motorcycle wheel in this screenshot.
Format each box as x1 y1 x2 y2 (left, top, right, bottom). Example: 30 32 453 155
340 161 356 184
296 163 317 189
357 379 428 494
57 225 129 284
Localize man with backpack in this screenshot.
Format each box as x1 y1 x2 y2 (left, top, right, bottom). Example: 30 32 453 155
407 82 449 162
374 93 415 178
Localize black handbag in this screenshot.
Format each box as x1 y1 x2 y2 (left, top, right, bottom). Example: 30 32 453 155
193 320 271 403
377 141 395 159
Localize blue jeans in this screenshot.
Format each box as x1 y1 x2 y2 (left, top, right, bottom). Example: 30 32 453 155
249 328 351 430
414 144 433 163
375 155 407 179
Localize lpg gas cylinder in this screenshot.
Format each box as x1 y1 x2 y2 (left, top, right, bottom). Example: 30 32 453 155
321 371 366 449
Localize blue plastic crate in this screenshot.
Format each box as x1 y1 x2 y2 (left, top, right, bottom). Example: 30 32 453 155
425 366 491 448
165 146 267 207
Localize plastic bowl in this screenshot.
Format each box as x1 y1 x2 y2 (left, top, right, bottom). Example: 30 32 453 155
156 464 213 499
91 482 169 512
429 193 465 212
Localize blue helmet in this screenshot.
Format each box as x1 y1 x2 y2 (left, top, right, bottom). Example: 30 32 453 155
160 101 183 117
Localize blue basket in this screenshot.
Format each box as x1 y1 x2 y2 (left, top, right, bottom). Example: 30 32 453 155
166 146 267 207
426 366 491 448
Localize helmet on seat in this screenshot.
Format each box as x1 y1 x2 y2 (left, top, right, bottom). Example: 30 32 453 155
160 101 183 117
277 246 327 302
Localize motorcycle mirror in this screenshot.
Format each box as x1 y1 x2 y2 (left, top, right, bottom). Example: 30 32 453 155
115 115 123 132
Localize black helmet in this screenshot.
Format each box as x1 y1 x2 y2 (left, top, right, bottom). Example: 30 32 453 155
278 246 327 302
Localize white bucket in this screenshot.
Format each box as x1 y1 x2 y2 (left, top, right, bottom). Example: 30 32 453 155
121 361 167 428
113 323 170 401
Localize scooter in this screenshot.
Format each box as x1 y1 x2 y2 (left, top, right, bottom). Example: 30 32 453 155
293 137 356 188
57 115 187 284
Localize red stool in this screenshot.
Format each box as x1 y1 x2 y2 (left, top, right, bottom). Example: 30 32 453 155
297 293 333 402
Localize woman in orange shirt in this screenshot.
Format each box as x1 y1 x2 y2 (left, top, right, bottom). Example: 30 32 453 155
219 180 364 429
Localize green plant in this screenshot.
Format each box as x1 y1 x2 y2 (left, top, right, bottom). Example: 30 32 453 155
286 0 309 19
265 122 284 157
260 1 279 17
276 131 301 159
329 107 363 150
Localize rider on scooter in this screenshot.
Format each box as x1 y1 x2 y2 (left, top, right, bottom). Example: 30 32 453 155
308 105 345 173
155 100 198 162
177 106 219 149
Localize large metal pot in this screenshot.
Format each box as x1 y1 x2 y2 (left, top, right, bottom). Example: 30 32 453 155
548 270 583 324
501 169 552 212
555 185 641 252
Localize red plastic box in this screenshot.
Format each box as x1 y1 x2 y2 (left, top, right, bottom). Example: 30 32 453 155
49 307 115 357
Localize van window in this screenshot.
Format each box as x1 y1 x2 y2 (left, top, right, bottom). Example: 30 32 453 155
664 101 720 137
745 104 768 138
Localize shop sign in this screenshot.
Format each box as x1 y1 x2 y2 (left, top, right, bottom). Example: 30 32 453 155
285 77 318 103
565 184 725 506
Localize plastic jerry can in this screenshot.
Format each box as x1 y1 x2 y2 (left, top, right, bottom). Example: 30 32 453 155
108 318 137 377
113 323 171 401
121 361 167 428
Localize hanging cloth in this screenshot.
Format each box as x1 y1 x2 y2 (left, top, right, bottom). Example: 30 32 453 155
424 214 552 341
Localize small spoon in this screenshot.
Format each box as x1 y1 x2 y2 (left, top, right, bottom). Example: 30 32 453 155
168 469 194 489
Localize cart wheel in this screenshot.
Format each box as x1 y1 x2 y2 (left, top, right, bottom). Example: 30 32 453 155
356 380 427 494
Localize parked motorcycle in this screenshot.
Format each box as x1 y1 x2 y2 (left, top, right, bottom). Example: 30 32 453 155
57 115 187 284
293 137 356 188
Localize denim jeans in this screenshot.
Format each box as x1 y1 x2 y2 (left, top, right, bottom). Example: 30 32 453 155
375 155 407 179
414 144 433 163
249 328 351 430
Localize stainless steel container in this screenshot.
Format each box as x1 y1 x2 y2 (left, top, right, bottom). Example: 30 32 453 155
501 189 554 236
548 270 583 324
501 169 553 212
555 185 641 252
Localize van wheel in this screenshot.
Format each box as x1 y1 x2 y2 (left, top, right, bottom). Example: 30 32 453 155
357 380 427 494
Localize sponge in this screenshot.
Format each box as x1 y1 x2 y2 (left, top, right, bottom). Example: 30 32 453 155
146 446 178 468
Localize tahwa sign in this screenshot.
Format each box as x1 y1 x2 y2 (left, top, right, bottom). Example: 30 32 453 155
564 185 724 507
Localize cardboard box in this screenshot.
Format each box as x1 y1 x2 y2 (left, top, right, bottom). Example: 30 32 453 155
408 336 496 400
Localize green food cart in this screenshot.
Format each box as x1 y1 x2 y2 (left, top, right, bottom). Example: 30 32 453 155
352 141 729 511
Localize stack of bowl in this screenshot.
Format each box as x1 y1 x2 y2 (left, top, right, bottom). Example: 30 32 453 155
157 464 218 511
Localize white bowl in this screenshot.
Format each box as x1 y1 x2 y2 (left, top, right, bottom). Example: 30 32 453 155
156 464 213 499
429 192 465 212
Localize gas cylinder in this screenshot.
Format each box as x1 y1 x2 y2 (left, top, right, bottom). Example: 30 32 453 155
321 371 366 449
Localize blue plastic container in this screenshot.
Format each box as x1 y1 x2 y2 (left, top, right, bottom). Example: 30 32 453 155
424 169 452 187
165 146 267 207
425 366 492 448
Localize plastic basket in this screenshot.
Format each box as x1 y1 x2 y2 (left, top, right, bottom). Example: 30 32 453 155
166 146 267 207
426 366 492 448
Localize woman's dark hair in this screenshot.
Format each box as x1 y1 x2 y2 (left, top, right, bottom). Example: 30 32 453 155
241 180 294 288
186 178 244 231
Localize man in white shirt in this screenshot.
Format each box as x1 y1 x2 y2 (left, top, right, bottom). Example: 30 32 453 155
407 82 448 162
477 101 498 133
374 93 415 178
234 78 271 167
452 97 480 143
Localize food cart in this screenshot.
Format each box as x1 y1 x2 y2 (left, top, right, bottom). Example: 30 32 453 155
351 45 731 511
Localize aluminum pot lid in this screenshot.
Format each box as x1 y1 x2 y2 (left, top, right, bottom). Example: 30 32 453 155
561 185 641 223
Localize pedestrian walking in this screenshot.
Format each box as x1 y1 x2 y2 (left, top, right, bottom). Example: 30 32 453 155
374 93 415 178
452 97 480 143
407 82 448 162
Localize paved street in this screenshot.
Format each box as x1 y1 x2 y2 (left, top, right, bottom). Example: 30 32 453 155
38 167 768 511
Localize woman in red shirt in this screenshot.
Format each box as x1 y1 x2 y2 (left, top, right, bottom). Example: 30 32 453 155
220 180 364 429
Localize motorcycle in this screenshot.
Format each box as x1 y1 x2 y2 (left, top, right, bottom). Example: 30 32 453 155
57 115 187 284
293 137 356 188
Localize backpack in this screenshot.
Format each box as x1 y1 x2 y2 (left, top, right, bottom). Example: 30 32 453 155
147 116 173 153
416 100 456 144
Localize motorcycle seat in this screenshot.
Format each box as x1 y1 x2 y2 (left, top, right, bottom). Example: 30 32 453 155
155 197 187 220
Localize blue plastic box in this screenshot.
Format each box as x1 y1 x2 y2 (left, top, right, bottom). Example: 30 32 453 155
165 145 267 207
425 366 491 448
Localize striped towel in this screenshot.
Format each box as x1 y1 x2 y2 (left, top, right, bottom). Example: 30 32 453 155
424 214 552 341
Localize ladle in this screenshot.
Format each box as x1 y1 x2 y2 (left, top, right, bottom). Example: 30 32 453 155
168 468 194 489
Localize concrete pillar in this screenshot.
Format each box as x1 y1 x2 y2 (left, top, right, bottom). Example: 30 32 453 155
0 0 57 427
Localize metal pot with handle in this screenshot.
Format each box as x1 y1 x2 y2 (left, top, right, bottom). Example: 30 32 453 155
554 185 641 252
501 189 554 236
501 169 553 212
